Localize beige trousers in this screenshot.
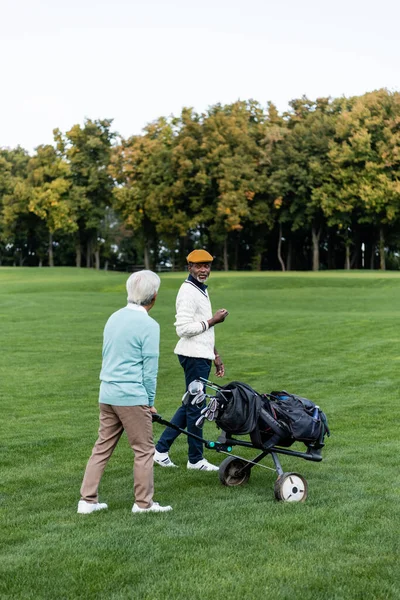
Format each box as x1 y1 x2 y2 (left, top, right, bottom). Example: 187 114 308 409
80 403 155 508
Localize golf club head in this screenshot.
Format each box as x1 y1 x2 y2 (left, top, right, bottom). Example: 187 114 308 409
208 398 219 412
191 392 206 406
195 415 206 428
181 391 190 405
188 380 203 395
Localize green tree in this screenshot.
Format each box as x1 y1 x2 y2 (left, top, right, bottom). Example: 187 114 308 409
314 90 400 270
27 145 77 266
200 101 271 270
110 117 175 269
0 147 44 266
168 108 209 268
266 97 339 271
54 118 116 268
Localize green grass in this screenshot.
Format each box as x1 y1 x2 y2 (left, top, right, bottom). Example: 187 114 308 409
1 267 400 599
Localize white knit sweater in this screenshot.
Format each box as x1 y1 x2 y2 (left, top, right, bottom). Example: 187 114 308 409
174 280 215 360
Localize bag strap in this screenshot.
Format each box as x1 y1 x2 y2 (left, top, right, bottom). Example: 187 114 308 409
250 406 290 450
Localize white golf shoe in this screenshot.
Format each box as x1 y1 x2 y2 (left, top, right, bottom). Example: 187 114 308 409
77 500 108 514
187 458 219 471
132 502 172 514
154 450 177 467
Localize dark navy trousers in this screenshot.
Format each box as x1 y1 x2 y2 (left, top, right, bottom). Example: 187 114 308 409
156 355 211 464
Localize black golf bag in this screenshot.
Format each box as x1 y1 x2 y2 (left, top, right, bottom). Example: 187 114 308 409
214 381 330 451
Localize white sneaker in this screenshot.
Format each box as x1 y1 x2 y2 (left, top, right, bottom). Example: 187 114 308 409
187 458 219 472
132 502 173 514
154 449 177 467
77 500 108 514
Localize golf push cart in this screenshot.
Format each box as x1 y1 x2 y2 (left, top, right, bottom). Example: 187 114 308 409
153 378 330 502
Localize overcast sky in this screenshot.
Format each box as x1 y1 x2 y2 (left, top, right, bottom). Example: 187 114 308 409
1 0 399 152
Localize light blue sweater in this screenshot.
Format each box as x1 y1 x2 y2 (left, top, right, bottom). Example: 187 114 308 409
99 304 160 406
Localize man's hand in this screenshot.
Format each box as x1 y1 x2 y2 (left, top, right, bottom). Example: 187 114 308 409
214 355 225 378
209 308 229 327
149 406 157 414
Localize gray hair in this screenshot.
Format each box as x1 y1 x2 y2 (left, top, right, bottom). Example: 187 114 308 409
126 270 161 306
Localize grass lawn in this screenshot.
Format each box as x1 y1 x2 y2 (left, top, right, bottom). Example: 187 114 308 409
0 267 399 599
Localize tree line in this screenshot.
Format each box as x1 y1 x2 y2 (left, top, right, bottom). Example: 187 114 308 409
1 88 400 271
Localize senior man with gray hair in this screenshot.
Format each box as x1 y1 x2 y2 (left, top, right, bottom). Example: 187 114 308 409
78 270 172 515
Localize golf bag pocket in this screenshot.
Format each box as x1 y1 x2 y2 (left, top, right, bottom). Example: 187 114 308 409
268 391 330 448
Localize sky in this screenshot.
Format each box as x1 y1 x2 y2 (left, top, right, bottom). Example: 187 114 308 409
1 0 399 152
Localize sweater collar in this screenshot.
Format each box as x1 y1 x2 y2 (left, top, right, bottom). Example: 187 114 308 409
126 303 148 314
187 273 208 292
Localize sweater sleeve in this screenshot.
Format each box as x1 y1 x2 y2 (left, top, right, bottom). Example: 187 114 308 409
174 286 210 338
141 320 160 406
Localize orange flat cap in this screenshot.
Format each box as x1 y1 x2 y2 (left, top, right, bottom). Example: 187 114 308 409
186 249 214 263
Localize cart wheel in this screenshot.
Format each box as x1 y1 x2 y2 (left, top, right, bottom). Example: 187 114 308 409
218 456 251 487
274 472 308 502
